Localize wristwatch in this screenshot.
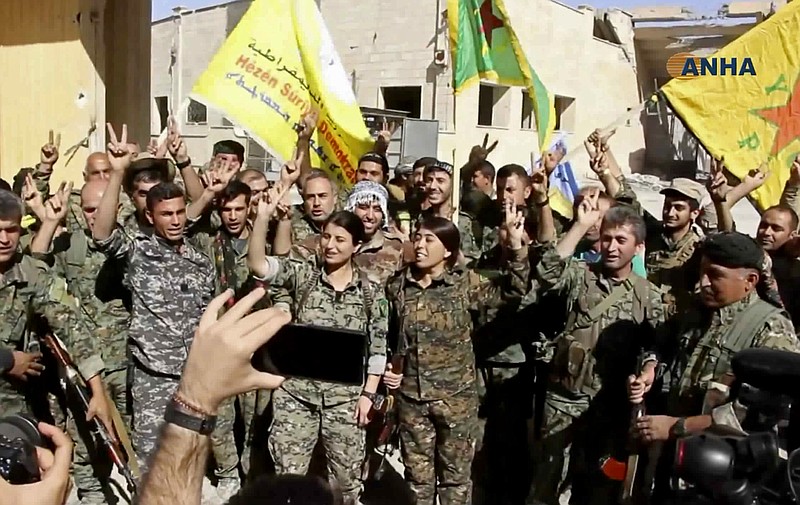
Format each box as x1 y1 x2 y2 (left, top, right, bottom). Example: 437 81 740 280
164 399 217 435
671 417 688 438
360 391 377 402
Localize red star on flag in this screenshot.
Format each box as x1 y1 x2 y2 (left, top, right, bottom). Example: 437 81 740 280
479 0 504 47
755 74 800 156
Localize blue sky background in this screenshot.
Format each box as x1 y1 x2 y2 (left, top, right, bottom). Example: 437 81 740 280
151 0 713 21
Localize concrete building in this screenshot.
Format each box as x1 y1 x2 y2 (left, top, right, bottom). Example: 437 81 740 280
0 0 151 185
150 0 788 179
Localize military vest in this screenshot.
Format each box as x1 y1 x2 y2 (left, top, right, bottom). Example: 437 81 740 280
551 271 652 397
677 298 780 413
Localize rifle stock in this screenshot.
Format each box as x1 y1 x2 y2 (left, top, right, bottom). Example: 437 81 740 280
42 334 138 493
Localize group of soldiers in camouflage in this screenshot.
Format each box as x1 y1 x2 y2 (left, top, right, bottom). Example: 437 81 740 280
1 111 800 505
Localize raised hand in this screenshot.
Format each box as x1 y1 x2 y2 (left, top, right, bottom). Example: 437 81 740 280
40 130 61 167
503 199 525 249
469 133 499 164
742 163 769 191
201 168 227 195
43 187 70 223
589 148 609 176
148 137 169 159
530 165 549 202
297 109 320 141
576 191 601 228
166 116 190 164
707 157 732 202
541 150 559 175
790 155 800 186
22 173 45 218
280 149 305 187
106 123 133 174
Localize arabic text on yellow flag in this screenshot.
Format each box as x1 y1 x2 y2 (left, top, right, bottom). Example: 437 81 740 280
190 0 373 187
661 2 800 210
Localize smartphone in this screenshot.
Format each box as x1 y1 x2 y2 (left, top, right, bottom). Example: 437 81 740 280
251 323 368 386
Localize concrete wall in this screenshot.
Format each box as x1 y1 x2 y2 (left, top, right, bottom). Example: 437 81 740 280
151 1 252 166
0 0 151 184
321 0 645 177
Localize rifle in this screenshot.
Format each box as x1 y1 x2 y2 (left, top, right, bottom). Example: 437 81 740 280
372 353 405 445
42 333 137 493
600 355 647 504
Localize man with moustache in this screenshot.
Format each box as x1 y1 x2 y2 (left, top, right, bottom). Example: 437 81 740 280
273 169 337 259
31 179 131 504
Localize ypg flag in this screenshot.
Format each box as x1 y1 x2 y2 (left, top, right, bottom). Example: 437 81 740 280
191 0 373 187
448 0 555 152
661 2 800 210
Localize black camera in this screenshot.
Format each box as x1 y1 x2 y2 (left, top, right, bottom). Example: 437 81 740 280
0 414 44 484
666 348 800 505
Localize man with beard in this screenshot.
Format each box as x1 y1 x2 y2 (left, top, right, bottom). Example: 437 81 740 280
346 180 409 284
644 179 705 315
273 169 337 259
93 127 215 473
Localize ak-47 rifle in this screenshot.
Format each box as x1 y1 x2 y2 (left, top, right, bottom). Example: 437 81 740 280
42 333 137 493
371 352 405 445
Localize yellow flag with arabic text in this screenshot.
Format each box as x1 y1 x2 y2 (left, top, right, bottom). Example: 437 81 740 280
190 0 373 187
661 3 800 210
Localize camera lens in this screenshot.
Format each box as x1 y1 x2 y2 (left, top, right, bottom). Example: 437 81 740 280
0 414 43 484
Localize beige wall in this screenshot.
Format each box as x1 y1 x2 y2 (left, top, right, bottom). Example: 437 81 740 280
0 0 151 186
321 0 645 178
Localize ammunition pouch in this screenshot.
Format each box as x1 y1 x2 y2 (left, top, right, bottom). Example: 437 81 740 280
550 334 597 396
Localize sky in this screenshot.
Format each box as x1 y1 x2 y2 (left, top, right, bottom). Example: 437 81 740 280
151 0 712 21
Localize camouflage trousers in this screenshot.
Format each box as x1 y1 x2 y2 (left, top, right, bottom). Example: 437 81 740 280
70 368 129 505
528 389 625 505
211 397 240 481
130 364 180 475
239 389 271 477
269 388 365 503
474 365 534 505
397 389 479 505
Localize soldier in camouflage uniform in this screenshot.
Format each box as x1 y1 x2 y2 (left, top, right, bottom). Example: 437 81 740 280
345 180 409 285
643 179 705 316
416 161 481 265
388 212 530 505
633 232 799 498
93 135 215 472
273 169 337 258
0 189 115 493
249 208 389 505
529 203 665 505
29 179 133 504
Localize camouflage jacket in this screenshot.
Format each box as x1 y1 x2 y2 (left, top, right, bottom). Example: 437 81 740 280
768 251 800 328
536 243 666 401
665 293 798 416
46 230 131 372
95 227 215 376
192 227 292 312
353 230 409 286
257 257 389 406
388 249 530 402
645 224 703 316
0 254 104 406
290 208 323 247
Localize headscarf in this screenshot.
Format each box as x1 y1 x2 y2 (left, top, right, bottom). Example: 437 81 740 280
345 180 389 230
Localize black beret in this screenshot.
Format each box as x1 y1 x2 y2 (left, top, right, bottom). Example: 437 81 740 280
213 140 245 161
123 158 172 194
358 152 390 175
700 231 763 270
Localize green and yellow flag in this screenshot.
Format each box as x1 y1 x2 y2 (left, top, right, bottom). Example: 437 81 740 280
661 2 800 210
447 0 556 152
